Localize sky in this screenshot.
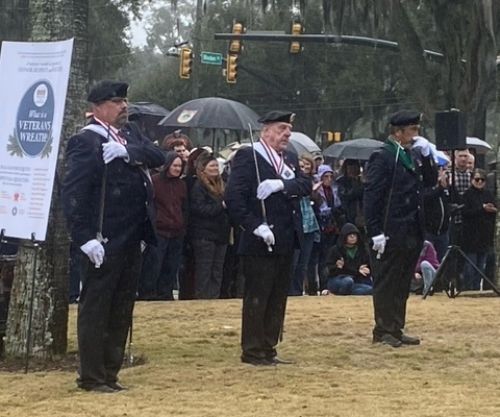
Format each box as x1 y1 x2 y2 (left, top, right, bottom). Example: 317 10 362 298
129 19 148 47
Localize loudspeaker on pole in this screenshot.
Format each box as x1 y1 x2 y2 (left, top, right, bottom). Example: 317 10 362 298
435 110 467 150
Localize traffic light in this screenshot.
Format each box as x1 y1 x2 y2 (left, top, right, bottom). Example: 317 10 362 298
226 54 238 84
322 131 342 143
179 47 193 79
229 22 245 54
289 21 304 54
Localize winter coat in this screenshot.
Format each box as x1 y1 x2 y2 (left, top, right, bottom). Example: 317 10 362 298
415 240 440 273
153 152 188 239
461 186 496 252
189 179 230 244
325 223 371 284
423 183 451 236
336 175 364 226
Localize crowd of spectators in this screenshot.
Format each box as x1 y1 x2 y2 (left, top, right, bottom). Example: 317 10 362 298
62 133 497 302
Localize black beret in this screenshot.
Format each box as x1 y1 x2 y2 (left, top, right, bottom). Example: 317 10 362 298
389 110 422 127
258 110 295 124
87 80 129 103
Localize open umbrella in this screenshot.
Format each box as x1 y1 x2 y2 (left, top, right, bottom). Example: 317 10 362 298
287 131 321 155
158 97 261 131
127 102 171 142
128 102 170 118
323 138 383 160
466 137 492 155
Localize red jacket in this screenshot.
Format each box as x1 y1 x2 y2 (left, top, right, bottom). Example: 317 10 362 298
153 172 188 238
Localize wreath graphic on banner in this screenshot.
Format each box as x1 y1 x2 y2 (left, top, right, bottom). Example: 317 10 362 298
7 128 53 158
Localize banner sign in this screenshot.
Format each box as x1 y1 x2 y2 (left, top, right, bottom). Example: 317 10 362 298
0 39 73 241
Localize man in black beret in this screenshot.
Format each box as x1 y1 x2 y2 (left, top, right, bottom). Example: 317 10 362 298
363 110 437 347
225 110 311 365
62 80 165 392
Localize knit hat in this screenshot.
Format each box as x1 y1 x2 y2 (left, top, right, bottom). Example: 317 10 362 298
317 164 334 179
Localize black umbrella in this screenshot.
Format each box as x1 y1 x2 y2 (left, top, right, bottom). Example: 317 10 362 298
158 97 261 131
127 102 171 142
323 138 383 160
128 102 170 118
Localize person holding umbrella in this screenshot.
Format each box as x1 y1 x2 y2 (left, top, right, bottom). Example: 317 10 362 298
62 80 165 392
225 111 312 366
364 110 437 348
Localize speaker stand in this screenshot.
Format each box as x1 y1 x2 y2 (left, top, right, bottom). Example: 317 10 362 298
423 245 500 299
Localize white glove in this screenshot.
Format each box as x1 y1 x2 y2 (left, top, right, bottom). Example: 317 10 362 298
257 179 284 200
102 141 128 164
80 239 105 268
253 224 275 246
412 136 431 157
371 233 387 255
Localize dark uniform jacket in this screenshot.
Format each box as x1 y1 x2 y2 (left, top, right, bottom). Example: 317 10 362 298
225 146 312 256
62 120 165 254
363 141 437 243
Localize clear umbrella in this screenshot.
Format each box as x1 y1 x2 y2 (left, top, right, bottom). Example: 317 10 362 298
287 132 321 155
466 137 492 155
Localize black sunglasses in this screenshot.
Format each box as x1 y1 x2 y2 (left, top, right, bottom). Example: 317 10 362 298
473 177 486 182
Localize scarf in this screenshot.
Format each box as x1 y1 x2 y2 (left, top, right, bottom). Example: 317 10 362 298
384 138 414 172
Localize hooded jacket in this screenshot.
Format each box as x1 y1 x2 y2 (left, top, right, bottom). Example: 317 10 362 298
153 151 188 238
325 223 371 283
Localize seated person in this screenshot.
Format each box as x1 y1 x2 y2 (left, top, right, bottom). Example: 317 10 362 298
411 240 440 294
323 223 372 295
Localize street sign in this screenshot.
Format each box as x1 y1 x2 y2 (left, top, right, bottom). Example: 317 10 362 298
200 51 223 66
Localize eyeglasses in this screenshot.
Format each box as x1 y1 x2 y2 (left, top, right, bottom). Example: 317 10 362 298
473 177 485 183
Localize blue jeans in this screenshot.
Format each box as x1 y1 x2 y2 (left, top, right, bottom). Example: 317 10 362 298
463 251 487 291
139 236 184 300
289 232 316 296
327 275 373 295
420 260 436 294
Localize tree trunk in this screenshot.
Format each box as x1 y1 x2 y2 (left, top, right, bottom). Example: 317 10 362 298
4 0 89 359
0 0 30 44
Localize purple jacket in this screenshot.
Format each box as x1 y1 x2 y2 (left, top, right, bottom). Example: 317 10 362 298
415 240 440 273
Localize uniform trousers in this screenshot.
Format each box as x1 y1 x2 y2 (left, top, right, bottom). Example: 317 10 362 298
77 245 141 389
240 254 293 360
370 233 422 338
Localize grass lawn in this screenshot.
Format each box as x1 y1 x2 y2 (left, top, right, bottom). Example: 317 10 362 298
1 292 500 417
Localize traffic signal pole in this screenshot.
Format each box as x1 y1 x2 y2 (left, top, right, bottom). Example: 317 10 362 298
214 32 445 62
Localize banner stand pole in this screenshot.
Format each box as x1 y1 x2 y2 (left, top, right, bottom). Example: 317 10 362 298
24 232 40 374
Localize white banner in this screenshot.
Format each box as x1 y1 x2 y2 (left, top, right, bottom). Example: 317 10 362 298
0 39 73 241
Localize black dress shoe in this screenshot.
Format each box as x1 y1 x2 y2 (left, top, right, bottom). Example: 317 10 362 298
107 381 128 391
241 356 275 366
269 357 295 365
372 334 402 348
400 334 420 345
80 384 118 393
